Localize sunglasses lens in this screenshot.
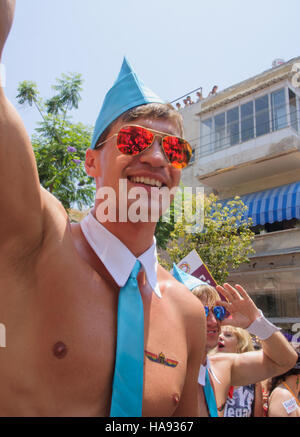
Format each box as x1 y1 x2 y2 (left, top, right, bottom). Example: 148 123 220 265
162 137 192 169
117 126 154 155
204 306 209 317
116 125 192 169
213 306 227 321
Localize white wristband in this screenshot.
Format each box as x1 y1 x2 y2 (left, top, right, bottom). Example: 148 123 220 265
246 310 281 340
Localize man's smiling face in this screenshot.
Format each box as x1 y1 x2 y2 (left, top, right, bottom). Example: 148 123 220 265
201 297 222 353
86 117 182 223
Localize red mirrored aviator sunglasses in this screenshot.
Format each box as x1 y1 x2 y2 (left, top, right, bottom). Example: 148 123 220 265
95 125 192 169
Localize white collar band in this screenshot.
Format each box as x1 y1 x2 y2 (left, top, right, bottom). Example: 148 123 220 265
80 212 162 298
198 357 221 386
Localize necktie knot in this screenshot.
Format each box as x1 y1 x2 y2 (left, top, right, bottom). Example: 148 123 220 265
130 260 141 280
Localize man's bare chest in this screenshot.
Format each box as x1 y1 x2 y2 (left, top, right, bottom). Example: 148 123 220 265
0 247 187 416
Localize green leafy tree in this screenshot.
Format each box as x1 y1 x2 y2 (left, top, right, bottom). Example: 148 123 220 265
155 204 175 249
16 74 95 210
159 193 255 284
155 182 185 249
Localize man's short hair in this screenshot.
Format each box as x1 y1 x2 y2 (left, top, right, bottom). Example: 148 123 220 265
95 102 184 149
192 284 220 307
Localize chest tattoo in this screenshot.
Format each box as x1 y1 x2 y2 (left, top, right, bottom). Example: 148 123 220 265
145 350 178 368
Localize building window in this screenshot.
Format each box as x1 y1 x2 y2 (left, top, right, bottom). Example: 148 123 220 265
289 88 298 132
255 95 270 136
271 88 287 130
200 117 213 155
198 86 295 158
241 101 254 142
254 293 277 318
254 288 300 319
227 107 240 146
214 112 226 150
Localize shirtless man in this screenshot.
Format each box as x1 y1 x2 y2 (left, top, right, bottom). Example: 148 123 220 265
192 283 297 417
0 0 206 416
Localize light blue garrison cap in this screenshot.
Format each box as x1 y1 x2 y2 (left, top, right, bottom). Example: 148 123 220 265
172 263 207 291
90 57 165 149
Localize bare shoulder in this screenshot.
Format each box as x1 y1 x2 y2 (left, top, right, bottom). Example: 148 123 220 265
157 264 206 360
41 187 69 230
268 386 298 417
157 264 204 317
270 386 296 403
37 187 72 254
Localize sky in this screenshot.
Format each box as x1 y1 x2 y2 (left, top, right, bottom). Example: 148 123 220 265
2 0 300 136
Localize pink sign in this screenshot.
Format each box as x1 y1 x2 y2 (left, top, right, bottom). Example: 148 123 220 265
177 249 226 301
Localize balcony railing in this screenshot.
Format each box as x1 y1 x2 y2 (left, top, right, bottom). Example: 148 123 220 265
196 105 300 159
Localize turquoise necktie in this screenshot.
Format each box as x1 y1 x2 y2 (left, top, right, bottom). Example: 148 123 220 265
204 369 218 417
110 260 144 417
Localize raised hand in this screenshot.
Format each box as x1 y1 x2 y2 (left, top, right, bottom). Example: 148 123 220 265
216 283 261 329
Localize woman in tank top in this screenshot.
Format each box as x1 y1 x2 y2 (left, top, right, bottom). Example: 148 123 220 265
214 325 264 417
268 349 300 417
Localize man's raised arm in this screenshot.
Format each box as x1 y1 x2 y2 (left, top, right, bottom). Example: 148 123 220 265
0 0 15 60
0 0 44 251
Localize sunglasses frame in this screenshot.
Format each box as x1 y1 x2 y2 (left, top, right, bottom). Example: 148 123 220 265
95 124 192 169
204 305 228 322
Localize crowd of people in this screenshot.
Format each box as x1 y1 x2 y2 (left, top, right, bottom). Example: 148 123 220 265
212 327 300 417
175 85 219 110
0 0 299 418
172 265 300 417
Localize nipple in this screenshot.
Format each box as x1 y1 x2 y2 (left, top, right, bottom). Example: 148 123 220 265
53 341 68 359
173 393 180 405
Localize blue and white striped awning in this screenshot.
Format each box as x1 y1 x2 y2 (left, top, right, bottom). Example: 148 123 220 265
223 181 300 226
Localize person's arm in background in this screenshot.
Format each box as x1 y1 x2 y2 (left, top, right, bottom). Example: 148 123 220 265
268 388 299 417
216 284 297 387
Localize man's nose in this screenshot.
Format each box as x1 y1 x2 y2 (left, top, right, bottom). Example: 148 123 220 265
207 312 218 325
139 136 168 167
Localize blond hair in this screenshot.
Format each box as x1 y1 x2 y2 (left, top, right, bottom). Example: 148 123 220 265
221 326 254 353
192 284 220 307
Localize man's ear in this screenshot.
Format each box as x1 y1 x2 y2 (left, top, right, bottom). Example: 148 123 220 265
85 148 101 177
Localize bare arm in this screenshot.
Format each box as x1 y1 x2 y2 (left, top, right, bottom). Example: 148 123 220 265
268 388 299 417
229 334 296 386
216 284 297 386
0 0 15 62
0 0 44 252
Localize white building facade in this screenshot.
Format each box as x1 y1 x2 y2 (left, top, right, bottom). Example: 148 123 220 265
179 57 300 337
